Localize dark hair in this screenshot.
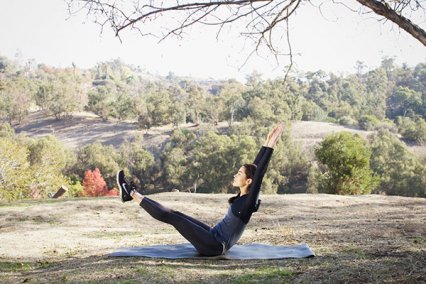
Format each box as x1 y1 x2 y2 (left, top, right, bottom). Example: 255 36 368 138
228 163 257 204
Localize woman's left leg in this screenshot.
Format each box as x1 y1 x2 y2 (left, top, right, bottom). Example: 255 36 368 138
119 172 223 255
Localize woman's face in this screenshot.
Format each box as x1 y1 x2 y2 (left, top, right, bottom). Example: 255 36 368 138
232 166 250 188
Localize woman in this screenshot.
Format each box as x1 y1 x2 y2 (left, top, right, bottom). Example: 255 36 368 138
117 123 284 256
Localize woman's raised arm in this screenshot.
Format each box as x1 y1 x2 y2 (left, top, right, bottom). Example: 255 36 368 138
263 123 284 149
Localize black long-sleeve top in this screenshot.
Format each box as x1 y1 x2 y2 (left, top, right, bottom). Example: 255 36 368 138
211 146 274 251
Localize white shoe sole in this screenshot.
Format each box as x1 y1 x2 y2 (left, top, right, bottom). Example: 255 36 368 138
117 170 125 203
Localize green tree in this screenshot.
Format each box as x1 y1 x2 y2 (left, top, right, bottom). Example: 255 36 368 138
314 132 379 195
327 74 362 121
27 135 73 170
0 122 15 138
36 70 83 119
0 56 16 74
262 80 293 122
364 68 389 120
305 70 330 112
26 135 71 197
268 130 310 194
117 136 154 190
184 83 205 124
300 99 325 121
247 97 277 126
167 87 187 127
35 83 53 111
202 95 224 125
169 100 186 127
381 56 396 81
136 90 172 130
0 137 31 201
219 80 246 126
387 86 422 119
190 132 258 193
163 147 188 189
86 85 116 121
0 133 77 201
114 92 136 120
75 142 120 188
67 175 84 197
134 96 152 132
397 116 426 145
358 115 380 130
161 128 197 190
0 78 32 125
369 129 426 197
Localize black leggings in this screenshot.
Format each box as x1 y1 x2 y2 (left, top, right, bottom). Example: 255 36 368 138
140 197 224 256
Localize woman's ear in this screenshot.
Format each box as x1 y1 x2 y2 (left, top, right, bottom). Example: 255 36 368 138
246 178 252 186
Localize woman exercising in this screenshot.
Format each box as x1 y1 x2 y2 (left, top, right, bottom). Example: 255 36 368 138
117 123 284 256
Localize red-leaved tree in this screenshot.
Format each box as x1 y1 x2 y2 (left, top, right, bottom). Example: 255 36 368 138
82 168 117 197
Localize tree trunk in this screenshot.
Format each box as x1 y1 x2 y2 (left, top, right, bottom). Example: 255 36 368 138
356 0 426 46
229 108 235 127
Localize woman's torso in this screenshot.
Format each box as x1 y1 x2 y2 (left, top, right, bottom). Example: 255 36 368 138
211 195 254 251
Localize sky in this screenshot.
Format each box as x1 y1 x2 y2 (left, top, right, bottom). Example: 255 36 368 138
0 0 425 82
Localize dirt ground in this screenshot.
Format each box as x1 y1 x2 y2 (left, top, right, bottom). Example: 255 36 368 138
0 193 425 283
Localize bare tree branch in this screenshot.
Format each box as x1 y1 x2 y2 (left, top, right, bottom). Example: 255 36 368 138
283 9 293 83
356 0 426 46
65 0 426 77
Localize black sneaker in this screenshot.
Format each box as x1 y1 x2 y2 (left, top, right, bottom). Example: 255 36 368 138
117 170 133 202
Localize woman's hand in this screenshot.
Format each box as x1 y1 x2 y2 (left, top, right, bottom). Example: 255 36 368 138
263 123 285 148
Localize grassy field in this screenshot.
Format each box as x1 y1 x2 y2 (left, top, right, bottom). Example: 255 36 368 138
0 193 425 283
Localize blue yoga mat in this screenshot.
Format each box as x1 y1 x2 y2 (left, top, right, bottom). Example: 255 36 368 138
109 243 315 260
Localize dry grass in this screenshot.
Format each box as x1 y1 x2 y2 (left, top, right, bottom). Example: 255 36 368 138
0 193 425 283
409 145 426 164
8 112 425 282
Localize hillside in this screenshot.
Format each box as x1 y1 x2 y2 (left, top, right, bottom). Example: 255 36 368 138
14 111 425 162
0 193 424 283
13 111 373 151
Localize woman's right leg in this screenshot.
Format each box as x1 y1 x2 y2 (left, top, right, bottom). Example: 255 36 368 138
133 193 223 256
142 197 212 231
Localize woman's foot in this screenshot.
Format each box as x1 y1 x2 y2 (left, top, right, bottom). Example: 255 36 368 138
116 170 133 202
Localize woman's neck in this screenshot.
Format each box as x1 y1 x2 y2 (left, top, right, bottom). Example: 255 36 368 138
240 186 249 196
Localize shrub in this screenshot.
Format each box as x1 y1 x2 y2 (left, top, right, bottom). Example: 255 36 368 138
66 175 84 197
374 120 398 133
74 143 120 188
0 134 71 201
306 165 319 194
117 136 155 191
0 137 31 201
301 100 326 121
26 135 73 197
190 131 258 193
0 122 15 138
369 129 426 197
338 116 356 126
82 168 113 197
397 116 426 145
314 132 379 195
358 115 380 130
